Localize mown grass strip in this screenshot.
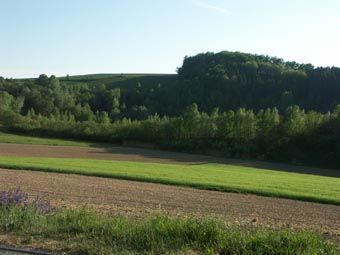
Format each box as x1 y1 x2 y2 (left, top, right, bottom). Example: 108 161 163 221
0 156 339 205
0 206 337 255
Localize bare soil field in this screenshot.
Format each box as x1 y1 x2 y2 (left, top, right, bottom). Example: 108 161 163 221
0 168 339 243
0 143 339 177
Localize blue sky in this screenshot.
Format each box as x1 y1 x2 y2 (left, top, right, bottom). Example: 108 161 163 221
1 0 340 78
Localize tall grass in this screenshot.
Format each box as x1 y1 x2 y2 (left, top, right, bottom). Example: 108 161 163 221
0 205 337 255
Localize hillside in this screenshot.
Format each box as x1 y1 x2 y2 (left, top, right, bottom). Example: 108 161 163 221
59 73 177 87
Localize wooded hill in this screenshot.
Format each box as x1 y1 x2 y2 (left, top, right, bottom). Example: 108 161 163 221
2 51 340 120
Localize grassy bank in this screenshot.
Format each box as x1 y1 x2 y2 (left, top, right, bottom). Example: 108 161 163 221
0 131 100 147
0 205 337 255
0 156 339 205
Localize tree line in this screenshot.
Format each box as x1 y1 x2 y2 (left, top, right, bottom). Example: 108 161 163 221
1 99 340 167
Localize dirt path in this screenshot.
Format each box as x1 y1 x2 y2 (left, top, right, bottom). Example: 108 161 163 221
0 168 339 241
0 143 339 177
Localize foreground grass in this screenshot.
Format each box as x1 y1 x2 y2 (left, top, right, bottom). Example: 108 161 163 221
0 131 100 147
0 206 337 255
0 156 339 205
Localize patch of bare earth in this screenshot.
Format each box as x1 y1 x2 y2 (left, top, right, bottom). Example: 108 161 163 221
0 168 339 244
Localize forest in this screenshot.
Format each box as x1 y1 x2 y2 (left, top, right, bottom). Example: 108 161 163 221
1 51 340 167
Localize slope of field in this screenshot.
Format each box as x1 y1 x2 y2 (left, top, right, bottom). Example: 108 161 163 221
0 131 100 147
0 169 339 242
0 155 339 205
59 73 178 90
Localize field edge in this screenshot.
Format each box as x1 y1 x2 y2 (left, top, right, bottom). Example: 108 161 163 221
0 162 339 206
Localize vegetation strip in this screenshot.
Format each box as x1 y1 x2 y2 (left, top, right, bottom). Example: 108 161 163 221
0 203 337 255
0 156 339 205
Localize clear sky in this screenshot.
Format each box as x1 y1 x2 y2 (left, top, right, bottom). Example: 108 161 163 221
1 0 340 78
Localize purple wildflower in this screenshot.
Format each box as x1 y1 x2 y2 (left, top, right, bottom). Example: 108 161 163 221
0 187 52 214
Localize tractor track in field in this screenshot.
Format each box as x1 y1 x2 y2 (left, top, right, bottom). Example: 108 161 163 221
0 168 339 244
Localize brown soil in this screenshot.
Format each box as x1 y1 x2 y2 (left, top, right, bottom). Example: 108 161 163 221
0 143 339 177
0 168 339 243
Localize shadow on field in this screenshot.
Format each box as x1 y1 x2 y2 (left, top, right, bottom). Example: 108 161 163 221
0 140 338 178
100 146 340 178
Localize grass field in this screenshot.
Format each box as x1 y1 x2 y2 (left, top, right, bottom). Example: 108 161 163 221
0 156 339 205
0 131 99 147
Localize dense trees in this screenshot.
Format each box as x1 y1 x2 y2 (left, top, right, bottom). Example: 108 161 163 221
1 101 340 167
176 51 340 112
1 51 340 167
